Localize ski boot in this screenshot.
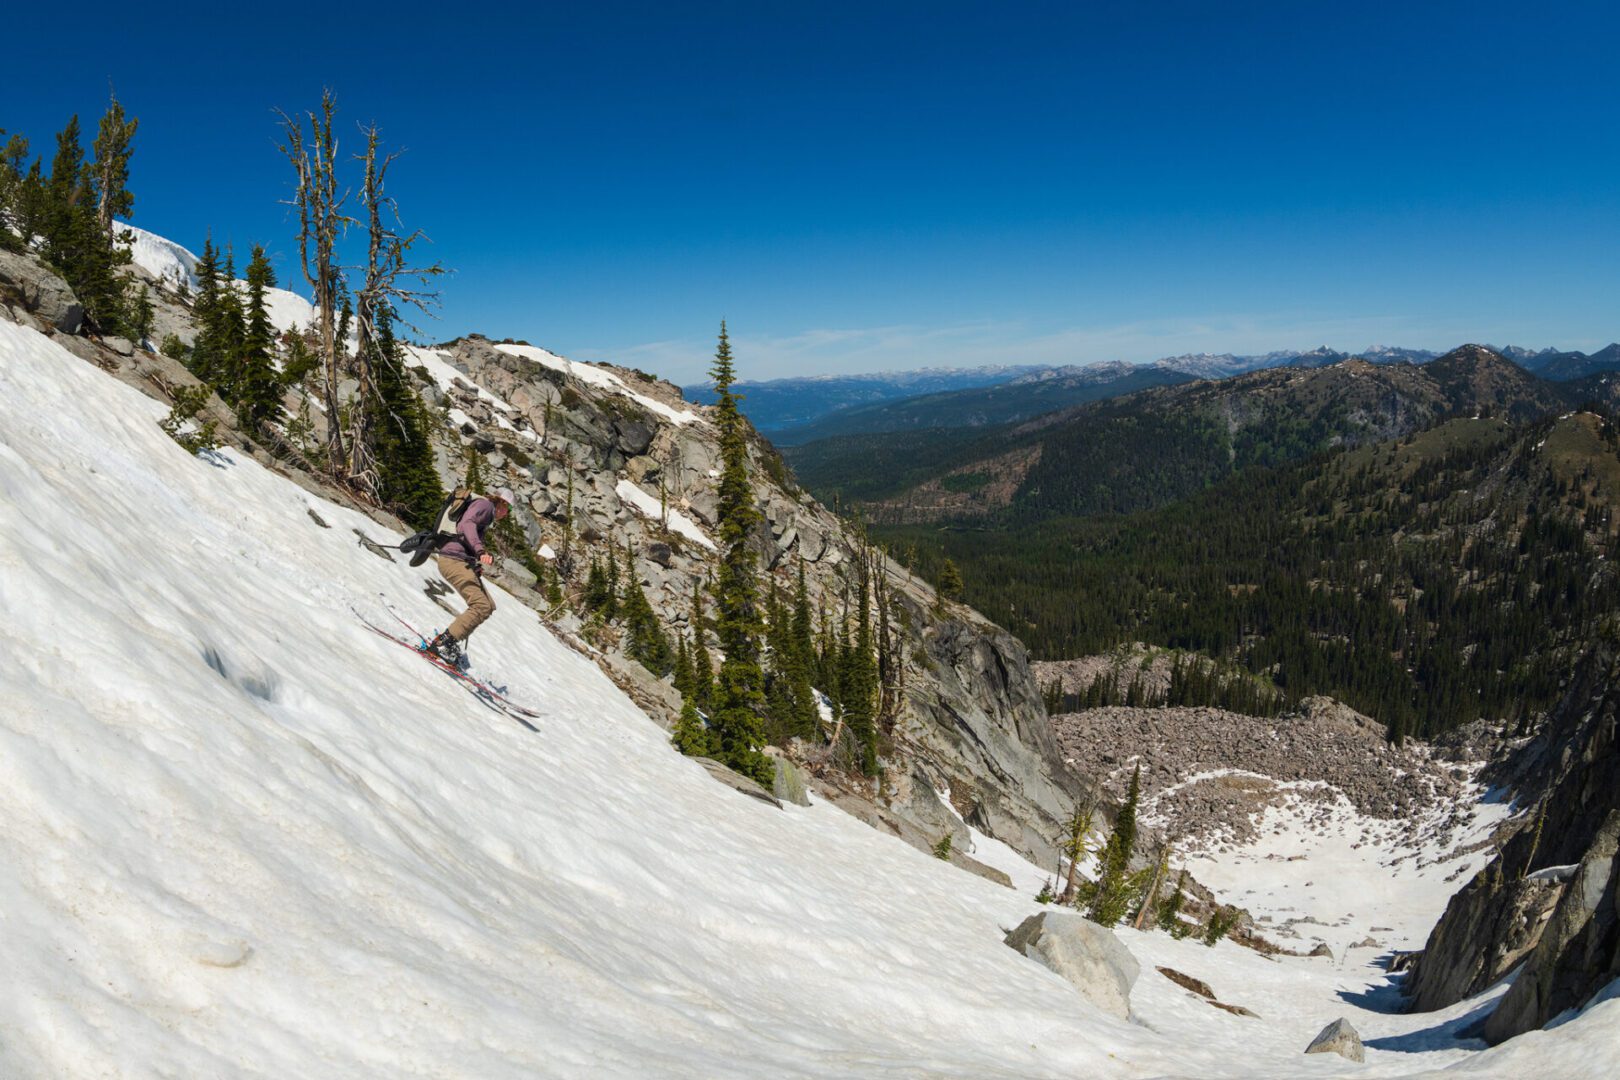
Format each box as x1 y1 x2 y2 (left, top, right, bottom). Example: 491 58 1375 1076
425 631 468 671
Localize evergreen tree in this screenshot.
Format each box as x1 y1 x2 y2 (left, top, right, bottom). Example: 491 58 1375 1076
365 307 444 526
12 158 47 251
673 634 694 699
188 237 225 385
671 697 713 758
1057 797 1097 905
1156 870 1189 936
621 543 673 676
41 115 126 332
583 555 611 614
705 322 774 787
789 558 821 735
603 544 621 622
1087 763 1141 927
217 246 247 395
464 449 486 491
91 92 138 239
764 580 798 741
840 567 880 773
937 557 963 602
129 284 153 348
235 245 283 429
690 577 714 711
0 131 29 251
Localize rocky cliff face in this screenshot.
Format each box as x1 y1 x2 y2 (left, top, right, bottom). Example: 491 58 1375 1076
1407 643 1620 1030
405 337 1082 867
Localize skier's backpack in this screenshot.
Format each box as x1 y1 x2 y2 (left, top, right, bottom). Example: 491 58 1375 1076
399 488 477 567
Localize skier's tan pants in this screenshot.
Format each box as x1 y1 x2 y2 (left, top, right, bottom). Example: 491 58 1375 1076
438 555 496 641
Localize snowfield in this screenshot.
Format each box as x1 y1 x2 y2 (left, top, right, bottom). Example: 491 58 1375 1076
119 221 317 335
1 317 1617 1078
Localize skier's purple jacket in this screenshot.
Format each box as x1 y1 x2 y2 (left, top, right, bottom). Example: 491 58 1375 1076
437 497 496 565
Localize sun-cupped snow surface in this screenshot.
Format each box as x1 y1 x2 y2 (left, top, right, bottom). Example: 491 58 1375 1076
614 477 717 551
1 318 1618 1078
494 342 703 427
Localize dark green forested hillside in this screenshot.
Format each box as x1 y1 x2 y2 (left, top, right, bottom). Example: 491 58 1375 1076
879 412 1620 740
791 346 1578 525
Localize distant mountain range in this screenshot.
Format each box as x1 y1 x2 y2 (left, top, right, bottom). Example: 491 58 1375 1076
785 344 1586 519
694 343 1618 444
680 365 1044 433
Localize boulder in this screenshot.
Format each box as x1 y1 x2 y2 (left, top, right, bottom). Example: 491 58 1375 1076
646 541 673 568
1304 1018 1364 1062
0 249 84 334
496 559 538 593
1308 942 1334 960
614 417 654 456
103 335 135 356
1003 911 1139 1020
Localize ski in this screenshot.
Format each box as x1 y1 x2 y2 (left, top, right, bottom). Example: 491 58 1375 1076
352 607 542 730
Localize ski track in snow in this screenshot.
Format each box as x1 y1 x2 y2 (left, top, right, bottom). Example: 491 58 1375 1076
0 317 1617 1078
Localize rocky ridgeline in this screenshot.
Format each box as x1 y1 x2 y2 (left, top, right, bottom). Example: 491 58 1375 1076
1047 697 1482 852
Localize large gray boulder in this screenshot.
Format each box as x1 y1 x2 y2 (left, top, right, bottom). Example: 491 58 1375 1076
1004 911 1139 1020
1304 1017 1364 1062
0 249 84 334
1485 809 1620 1044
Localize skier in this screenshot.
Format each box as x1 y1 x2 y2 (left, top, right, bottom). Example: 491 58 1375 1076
425 487 515 668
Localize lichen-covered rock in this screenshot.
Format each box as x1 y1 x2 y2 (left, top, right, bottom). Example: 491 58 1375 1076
762 748 810 807
1004 911 1139 1020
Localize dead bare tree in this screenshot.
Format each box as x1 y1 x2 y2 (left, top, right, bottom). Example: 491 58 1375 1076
348 122 444 498
277 90 353 481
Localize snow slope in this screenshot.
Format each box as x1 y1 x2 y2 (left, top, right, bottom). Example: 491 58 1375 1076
495 342 703 426
615 477 717 550
2 317 1618 1078
119 221 316 335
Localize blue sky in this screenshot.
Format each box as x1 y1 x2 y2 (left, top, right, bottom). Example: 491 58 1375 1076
5 1 1618 381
